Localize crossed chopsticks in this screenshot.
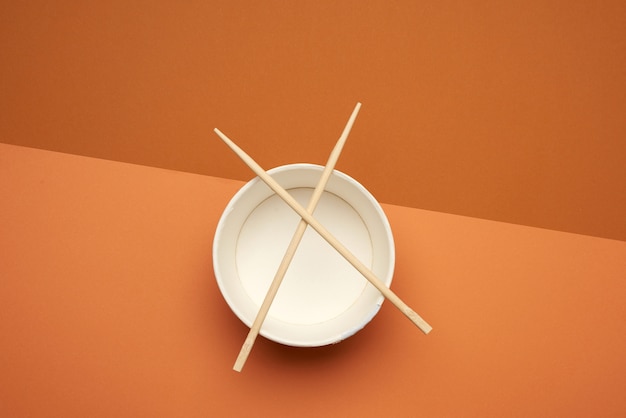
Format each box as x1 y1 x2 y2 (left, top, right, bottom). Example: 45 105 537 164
214 103 431 372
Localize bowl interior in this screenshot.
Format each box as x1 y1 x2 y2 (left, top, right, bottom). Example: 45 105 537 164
213 164 395 347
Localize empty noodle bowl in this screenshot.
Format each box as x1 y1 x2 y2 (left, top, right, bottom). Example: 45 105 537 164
213 164 395 346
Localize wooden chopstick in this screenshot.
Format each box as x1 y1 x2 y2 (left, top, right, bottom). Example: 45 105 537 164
213 128 433 337
232 103 361 372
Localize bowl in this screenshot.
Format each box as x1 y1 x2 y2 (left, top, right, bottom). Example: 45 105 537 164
213 163 395 347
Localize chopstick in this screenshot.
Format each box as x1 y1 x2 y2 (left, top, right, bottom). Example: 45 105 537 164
213 128 433 337
232 103 361 372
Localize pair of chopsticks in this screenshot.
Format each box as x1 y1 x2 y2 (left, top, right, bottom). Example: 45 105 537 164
214 103 431 372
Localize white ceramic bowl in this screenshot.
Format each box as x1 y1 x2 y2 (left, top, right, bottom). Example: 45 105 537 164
213 163 395 347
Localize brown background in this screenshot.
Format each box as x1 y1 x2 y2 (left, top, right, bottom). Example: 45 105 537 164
2 0 625 241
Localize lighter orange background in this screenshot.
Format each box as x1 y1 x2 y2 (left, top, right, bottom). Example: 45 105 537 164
1 1 625 241
2 143 625 417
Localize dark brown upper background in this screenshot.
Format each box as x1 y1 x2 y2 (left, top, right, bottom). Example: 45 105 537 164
2 1 625 241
